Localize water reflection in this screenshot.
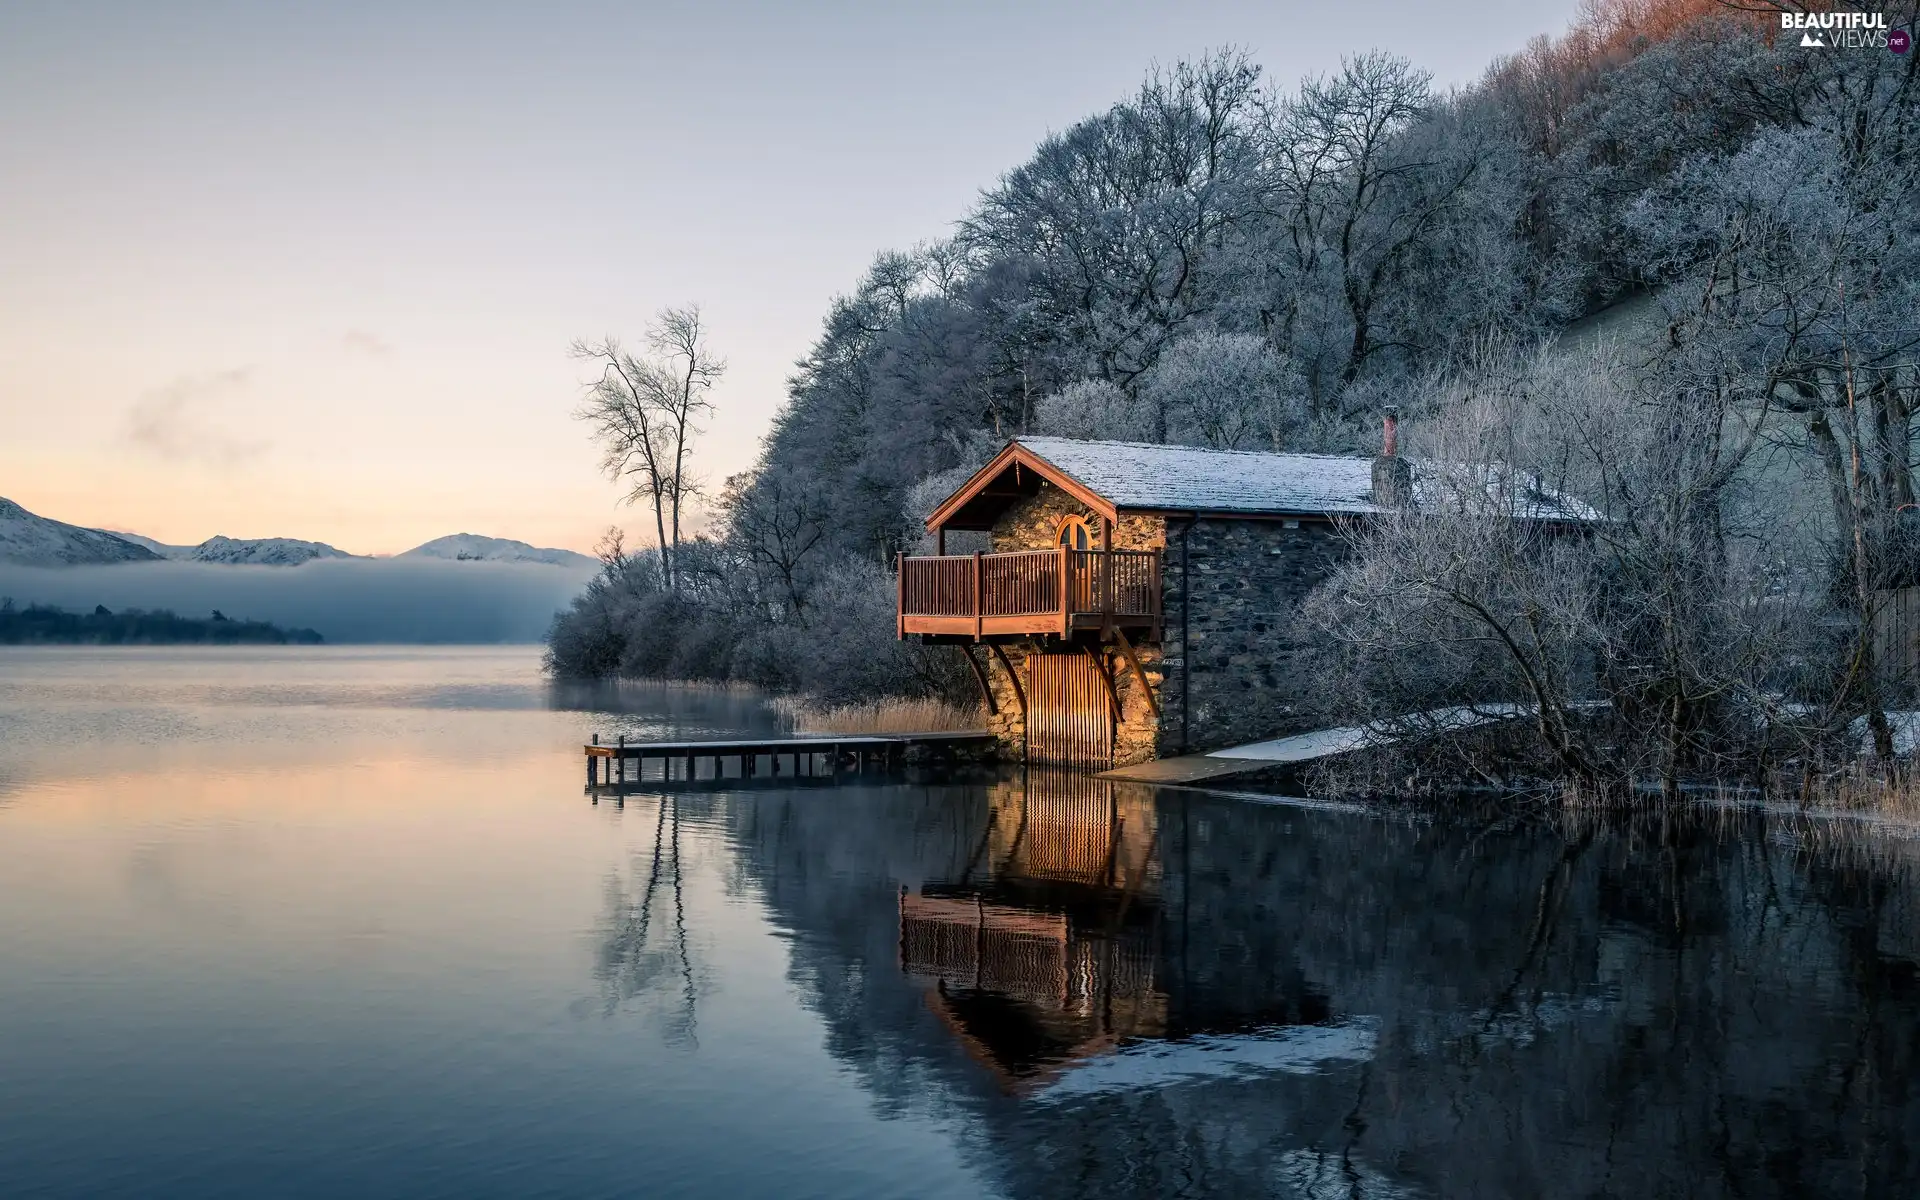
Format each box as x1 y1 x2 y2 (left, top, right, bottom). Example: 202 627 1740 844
726 770 1920 1198
900 776 1167 1091
592 793 709 1044
547 676 791 737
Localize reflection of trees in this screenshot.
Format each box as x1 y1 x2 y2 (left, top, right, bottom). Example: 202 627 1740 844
592 794 706 1046
546 676 789 741
721 772 1920 1198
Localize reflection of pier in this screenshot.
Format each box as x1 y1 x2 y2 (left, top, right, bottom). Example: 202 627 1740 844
899 774 1167 1091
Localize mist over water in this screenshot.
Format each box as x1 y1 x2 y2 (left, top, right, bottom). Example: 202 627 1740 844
0 559 596 642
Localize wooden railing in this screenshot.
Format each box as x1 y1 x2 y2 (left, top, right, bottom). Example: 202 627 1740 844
897 548 1162 638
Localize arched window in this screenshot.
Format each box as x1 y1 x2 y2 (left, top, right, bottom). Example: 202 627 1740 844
1056 515 1094 551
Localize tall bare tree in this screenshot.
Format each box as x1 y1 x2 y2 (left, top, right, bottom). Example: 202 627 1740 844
572 306 726 589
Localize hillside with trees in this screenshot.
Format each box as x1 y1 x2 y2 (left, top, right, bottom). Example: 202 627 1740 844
0 600 324 645
550 0 1920 786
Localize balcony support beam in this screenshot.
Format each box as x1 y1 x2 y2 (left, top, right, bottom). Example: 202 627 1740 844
1083 645 1122 723
1113 627 1160 718
987 643 1026 716
958 645 997 716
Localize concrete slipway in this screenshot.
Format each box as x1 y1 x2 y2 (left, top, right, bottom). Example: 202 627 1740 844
1101 705 1532 785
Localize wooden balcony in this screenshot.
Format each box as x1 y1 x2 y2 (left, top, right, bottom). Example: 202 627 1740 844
897 548 1162 640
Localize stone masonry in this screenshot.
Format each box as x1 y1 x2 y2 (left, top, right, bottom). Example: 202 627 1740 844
966 480 1351 766
1156 515 1349 755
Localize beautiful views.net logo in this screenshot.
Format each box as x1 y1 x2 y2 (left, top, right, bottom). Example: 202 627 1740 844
1781 10 1908 52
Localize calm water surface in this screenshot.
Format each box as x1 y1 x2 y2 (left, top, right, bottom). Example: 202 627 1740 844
1 646 1916 1198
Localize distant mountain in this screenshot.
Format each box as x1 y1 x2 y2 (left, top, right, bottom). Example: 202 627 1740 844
107 530 364 566
10 502 584 571
185 536 363 566
111 532 195 559
399 533 595 569
0 498 164 566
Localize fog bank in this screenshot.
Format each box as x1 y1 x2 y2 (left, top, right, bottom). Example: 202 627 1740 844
0 560 597 643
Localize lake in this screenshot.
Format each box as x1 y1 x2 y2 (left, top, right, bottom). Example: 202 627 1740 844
1 646 1915 1198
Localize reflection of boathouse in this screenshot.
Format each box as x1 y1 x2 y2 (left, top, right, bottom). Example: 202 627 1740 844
899 774 1327 1092
899 775 1163 1090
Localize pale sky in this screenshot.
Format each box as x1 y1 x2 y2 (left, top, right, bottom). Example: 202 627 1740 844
0 0 1580 555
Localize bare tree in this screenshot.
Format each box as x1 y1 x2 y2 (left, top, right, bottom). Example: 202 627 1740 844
960 48 1267 391
1306 340 1813 799
1264 51 1493 404
572 306 726 589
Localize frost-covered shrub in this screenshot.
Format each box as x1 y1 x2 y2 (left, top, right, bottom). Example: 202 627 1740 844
1141 331 1306 451
1033 380 1155 442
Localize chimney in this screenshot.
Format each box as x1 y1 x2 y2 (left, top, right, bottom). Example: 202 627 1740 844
1371 406 1411 508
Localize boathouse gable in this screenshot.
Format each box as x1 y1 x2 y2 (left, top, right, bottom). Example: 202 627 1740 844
986 479 1165 556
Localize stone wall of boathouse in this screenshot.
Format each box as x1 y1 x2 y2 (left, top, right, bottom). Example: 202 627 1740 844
985 480 1163 555
1156 515 1350 755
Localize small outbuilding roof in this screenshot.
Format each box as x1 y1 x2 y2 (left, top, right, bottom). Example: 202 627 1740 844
926 436 1597 530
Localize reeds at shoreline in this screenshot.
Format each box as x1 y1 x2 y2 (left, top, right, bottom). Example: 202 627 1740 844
775 696 985 735
1774 763 1920 822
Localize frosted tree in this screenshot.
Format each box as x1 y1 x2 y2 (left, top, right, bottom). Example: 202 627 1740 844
962 49 1267 387
1307 340 1807 797
1140 331 1305 449
572 306 726 590
1261 52 1494 405
1033 379 1155 442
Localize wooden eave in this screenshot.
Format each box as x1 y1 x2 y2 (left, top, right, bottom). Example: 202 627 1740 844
925 442 1119 532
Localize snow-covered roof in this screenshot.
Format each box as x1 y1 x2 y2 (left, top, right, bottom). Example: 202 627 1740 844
1014 437 1384 516
928 437 1599 528
1004 437 1599 523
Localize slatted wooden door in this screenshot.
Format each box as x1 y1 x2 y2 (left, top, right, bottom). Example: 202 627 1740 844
1026 652 1113 767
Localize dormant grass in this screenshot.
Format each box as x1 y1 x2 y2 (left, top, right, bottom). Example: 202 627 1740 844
775 696 985 735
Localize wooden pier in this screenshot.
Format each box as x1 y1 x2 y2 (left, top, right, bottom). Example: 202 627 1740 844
584 731 996 788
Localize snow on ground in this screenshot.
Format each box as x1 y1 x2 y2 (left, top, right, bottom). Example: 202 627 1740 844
1208 704 1535 762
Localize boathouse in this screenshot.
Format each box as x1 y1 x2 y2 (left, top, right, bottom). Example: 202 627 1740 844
897 426 1587 768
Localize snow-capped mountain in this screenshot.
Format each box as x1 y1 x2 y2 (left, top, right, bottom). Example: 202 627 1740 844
398 534 595 569
7 501 586 571
184 536 364 566
0 498 164 566
110 532 195 559
100 531 365 566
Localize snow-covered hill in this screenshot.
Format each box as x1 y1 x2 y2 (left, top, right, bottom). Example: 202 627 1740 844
398 533 595 569
110 531 195 559
9 502 584 572
0 498 164 566
185 536 364 566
